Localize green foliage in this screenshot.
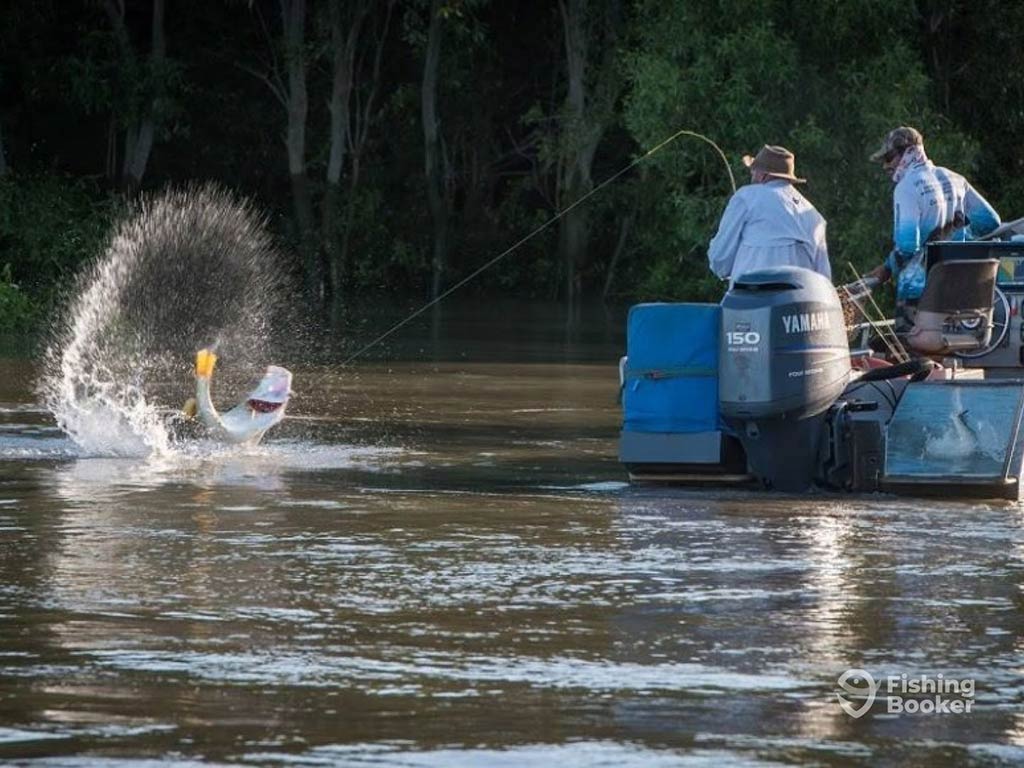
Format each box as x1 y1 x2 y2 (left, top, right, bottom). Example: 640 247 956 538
345 185 428 291
0 265 39 335
0 174 115 305
64 25 186 135
619 0 987 299
1 0 1021 319
481 192 559 296
621 1 801 299
937 0 1024 215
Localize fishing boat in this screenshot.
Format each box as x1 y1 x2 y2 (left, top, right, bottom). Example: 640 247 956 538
618 238 1024 498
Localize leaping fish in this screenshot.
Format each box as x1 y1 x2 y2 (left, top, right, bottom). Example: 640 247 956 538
183 348 292 444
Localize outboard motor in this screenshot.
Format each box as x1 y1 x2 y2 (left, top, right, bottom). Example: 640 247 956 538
719 267 850 490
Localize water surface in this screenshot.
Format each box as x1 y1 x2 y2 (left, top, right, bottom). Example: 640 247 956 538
3 303 1024 767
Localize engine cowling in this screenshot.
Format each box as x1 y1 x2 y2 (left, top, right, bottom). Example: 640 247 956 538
719 267 850 421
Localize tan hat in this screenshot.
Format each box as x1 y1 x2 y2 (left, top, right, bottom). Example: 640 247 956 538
742 145 806 184
870 126 923 162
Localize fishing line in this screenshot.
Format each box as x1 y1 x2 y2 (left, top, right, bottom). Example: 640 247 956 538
842 286 904 364
844 262 909 363
341 128 736 366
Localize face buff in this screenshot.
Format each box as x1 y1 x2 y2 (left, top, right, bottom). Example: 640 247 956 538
891 144 929 184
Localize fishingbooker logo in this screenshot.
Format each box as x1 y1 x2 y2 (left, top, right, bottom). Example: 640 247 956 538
835 669 877 718
836 669 975 718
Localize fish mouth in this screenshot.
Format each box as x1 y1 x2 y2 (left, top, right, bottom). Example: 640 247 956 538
243 365 292 416
247 398 285 414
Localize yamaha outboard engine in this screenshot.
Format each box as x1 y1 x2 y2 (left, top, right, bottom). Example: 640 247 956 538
719 267 850 490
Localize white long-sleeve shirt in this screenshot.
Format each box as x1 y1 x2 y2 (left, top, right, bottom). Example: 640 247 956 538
707 180 830 283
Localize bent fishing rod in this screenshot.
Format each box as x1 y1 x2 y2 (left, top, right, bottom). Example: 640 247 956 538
341 129 737 366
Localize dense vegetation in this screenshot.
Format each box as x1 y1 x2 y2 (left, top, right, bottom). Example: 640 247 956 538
0 0 1021 331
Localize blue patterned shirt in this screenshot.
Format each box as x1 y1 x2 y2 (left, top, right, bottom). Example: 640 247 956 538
885 162 1000 300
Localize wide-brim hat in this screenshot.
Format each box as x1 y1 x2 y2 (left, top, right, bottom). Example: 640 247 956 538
870 126 923 162
742 145 806 184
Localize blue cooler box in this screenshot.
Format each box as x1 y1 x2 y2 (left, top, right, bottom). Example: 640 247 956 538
620 303 727 468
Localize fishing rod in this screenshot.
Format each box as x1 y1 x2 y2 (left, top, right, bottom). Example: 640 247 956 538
843 262 910 363
340 128 737 366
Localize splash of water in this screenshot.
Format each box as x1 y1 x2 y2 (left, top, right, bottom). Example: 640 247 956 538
41 185 293 457
923 387 1006 466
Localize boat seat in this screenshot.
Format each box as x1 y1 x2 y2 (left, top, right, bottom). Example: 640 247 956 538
903 258 999 354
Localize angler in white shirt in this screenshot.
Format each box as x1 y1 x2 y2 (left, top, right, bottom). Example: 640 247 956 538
707 145 831 285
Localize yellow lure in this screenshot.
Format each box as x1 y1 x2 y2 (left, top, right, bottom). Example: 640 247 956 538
195 348 218 379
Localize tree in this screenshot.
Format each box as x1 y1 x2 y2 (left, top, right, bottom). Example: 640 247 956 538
323 0 368 298
555 0 623 309
934 0 1024 212
242 0 318 300
2 0 1021 313
619 0 967 300
280 0 316 298
102 0 169 192
421 0 448 300
323 0 395 298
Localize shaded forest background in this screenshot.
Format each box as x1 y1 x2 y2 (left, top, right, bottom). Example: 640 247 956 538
0 0 1022 332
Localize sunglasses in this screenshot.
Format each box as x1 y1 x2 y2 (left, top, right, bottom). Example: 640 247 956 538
883 148 904 164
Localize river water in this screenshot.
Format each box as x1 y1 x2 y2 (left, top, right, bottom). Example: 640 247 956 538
2 302 1024 767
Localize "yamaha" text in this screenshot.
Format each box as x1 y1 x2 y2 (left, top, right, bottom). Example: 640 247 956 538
782 311 831 334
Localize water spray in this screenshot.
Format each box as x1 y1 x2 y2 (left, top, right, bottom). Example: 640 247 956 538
42 185 294 456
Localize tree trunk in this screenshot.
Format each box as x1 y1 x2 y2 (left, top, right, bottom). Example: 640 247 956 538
326 0 363 188
0 120 7 177
560 195 586 309
122 124 136 188
337 154 362 296
291 171 316 290
282 0 307 180
280 0 318 300
422 0 447 300
323 0 367 296
125 0 165 191
103 0 129 187
557 0 621 309
322 181 341 301
104 0 165 193
602 203 637 300
558 0 593 310
106 117 117 180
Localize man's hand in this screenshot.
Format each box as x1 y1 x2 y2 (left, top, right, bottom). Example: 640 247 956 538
865 264 892 286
